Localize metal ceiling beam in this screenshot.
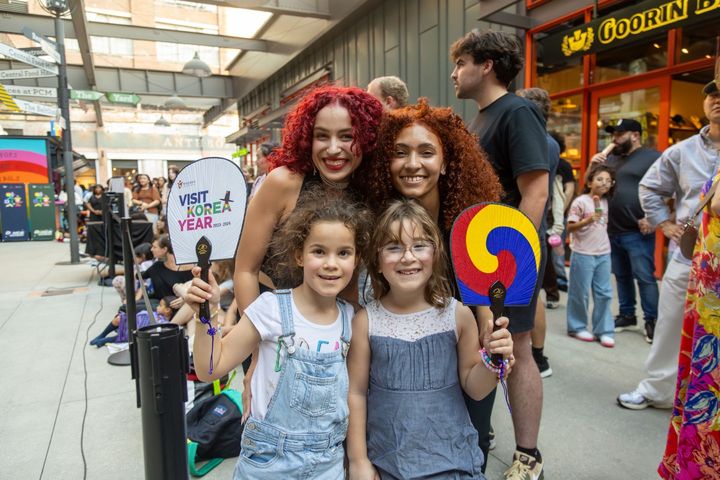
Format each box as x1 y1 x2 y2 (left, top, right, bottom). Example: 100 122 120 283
68 0 103 127
0 60 236 99
189 0 331 19
0 12 270 51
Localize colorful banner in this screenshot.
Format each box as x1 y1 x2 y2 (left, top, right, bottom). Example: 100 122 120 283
0 137 50 184
1 183 29 241
166 157 248 265
28 183 55 240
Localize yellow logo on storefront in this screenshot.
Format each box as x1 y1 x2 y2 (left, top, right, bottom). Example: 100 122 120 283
561 28 594 57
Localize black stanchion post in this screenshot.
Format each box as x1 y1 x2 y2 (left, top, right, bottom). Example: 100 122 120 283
108 217 136 371
136 323 190 480
99 193 115 286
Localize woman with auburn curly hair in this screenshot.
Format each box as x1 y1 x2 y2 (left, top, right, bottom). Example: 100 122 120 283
232 85 382 418
366 98 502 233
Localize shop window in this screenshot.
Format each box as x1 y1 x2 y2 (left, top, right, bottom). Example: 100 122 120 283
111 160 138 183
534 17 585 94
595 87 661 153
676 18 717 65
594 32 667 83
548 94 582 170
669 68 714 145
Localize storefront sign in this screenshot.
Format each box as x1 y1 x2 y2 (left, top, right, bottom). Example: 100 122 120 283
539 0 720 64
1 183 30 241
28 183 55 240
166 157 248 265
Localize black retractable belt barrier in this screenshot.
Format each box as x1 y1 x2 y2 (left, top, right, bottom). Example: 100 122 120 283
136 323 190 480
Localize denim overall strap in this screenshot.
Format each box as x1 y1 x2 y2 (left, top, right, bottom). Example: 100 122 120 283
336 298 350 356
275 289 296 346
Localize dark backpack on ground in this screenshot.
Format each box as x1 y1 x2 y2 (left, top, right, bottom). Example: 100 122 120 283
186 388 244 477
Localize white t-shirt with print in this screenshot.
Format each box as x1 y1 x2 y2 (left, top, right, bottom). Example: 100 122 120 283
244 291 352 420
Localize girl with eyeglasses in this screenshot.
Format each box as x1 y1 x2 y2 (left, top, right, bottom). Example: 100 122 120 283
347 199 513 480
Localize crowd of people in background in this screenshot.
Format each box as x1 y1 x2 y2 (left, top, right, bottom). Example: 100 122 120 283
79 28 720 480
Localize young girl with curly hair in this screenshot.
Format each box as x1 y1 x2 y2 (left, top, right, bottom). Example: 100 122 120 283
187 193 372 479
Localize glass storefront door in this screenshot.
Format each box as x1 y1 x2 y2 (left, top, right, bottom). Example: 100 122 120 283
588 80 670 180
588 79 670 277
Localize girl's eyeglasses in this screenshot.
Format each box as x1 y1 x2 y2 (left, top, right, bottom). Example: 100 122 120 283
380 241 435 261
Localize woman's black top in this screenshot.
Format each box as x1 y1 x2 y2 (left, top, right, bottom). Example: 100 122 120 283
142 262 194 299
88 195 104 221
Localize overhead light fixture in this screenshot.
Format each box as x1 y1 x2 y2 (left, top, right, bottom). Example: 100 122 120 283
182 52 212 78
652 43 661 49
165 94 186 109
154 115 170 127
681 47 689 54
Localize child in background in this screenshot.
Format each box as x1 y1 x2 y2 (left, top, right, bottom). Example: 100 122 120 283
347 199 514 479
185 194 372 479
111 242 153 302
566 163 616 347
89 295 178 346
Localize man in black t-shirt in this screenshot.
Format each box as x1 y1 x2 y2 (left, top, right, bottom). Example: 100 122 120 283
451 30 548 480
591 118 660 343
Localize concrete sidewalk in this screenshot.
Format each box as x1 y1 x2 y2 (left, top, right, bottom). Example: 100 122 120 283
0 241 667 479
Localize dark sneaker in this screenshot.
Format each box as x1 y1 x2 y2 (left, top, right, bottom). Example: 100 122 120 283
533 351 553 378
644 320 655 344
614 314 637 332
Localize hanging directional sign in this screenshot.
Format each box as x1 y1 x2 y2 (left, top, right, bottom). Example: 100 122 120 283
0 84 20 112
1 85 57 99
20 47 47 57
0 68 56 80
105 92 141 106
14 98 58 117
70 90 104 101
0 44 58 75
20 27 60 64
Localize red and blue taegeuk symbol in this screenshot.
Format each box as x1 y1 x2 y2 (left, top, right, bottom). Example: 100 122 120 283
450 203 541 306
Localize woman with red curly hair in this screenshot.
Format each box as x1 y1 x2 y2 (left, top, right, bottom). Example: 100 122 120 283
232 85 382 417
366 98 502 232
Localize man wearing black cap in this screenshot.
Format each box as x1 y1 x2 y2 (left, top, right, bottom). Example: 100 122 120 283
591 118 660 344
617 79 720 410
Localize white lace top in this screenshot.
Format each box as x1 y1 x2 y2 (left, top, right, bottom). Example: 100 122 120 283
366 298 458 342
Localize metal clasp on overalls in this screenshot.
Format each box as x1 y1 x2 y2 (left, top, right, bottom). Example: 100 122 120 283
274 334 296 372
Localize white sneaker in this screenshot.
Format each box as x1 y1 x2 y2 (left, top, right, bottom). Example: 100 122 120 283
617 389 671 410
568 330 594 342
600 335 615 348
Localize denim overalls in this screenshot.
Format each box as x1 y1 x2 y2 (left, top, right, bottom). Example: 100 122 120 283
234 289 351 479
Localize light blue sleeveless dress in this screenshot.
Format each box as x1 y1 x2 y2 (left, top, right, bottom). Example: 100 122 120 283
366 298 485 479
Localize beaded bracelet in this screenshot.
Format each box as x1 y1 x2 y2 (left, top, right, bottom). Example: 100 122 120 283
479 347 512 413
195 307 221 374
